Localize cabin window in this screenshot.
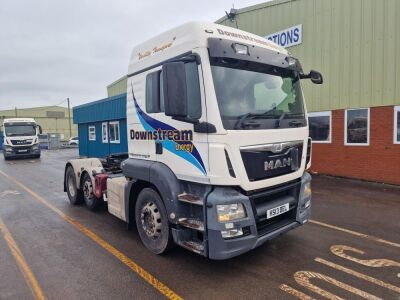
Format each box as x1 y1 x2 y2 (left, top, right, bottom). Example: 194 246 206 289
109 121 120 143
88 126 96 141
145 61 201 118
102 122 108 143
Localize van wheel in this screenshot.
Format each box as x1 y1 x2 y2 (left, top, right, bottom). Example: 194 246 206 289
82 172 102 210
66 166 83 205
135 188 172 254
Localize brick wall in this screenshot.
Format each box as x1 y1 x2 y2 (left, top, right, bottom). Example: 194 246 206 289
310 106 400 185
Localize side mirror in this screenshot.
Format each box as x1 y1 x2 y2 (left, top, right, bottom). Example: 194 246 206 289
37 125 43 134
162 62 188 118
300 70 323 84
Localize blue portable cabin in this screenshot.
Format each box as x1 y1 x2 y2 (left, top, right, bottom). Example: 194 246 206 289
73 93 128 158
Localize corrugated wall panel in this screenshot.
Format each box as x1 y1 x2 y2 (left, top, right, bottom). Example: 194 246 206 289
397 0 400 102
107 77 127 97
217 0 400 112
73 94 127 124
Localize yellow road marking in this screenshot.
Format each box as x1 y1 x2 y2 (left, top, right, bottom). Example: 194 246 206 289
315 257 400 294
330 245 400 278
0 170 182 300
0 218 46 300
279 284 316 300
309 220 400 249
330 245 400 268
294 270 381 300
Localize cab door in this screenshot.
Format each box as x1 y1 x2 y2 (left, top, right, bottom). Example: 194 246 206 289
143 54 209 180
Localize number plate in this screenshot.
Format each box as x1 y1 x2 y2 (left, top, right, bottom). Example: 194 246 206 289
266 203 289 219
17 149 28 153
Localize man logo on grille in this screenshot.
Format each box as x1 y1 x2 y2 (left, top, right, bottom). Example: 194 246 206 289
264 157 292 171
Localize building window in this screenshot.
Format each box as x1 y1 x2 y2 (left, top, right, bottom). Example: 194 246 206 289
345 108 370 146
88 126 96 141
109 121 120 143
308 111 331 143
102 122 108 143
395 106 400 144
145 61 201 118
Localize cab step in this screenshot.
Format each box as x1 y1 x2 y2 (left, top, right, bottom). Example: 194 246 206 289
178 241 205 254
178 218 204 231
177 193 203 205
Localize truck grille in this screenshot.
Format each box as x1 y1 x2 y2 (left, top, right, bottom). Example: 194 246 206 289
10 140 31 146
240 141 303 182
247 179 301 236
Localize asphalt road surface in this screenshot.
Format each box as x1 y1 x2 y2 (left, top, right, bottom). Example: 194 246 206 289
0 149 399 300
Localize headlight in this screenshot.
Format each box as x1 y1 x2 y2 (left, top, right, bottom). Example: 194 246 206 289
303 182 311 198
5 145 12 152
217 203 246 222
32 144 39 150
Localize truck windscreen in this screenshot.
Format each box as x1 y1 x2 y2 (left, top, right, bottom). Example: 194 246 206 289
210 57 306 130
4 124 36 136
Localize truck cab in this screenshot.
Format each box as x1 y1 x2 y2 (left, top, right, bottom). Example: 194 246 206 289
2 118 42 160
64 22 322 259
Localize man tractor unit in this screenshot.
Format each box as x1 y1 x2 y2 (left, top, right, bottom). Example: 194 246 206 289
2 118 42 160
64 22 322 259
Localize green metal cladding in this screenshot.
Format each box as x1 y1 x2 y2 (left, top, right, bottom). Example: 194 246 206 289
217 0 400 112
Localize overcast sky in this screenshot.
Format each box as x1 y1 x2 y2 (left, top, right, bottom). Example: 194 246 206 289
0 0 265 110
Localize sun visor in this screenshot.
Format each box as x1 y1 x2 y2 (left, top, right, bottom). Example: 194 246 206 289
208 37 302 71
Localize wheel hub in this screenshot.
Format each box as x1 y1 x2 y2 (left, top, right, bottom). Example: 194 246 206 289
83 180 92 200
140 202 162 238
68 175 75 197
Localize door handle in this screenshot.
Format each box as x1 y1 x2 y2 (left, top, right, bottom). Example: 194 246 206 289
155 142 163 154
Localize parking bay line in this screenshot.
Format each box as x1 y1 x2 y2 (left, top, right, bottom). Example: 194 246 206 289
0 170 182 300
315 257 400 294
309 220 400 249
0 217 46 300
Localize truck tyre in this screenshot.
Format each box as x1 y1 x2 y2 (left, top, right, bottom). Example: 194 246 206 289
82 172 102 211
135 188 173 254
66 166 83 205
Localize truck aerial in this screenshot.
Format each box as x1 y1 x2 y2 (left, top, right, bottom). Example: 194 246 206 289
64 22 323 259
2 118 42 160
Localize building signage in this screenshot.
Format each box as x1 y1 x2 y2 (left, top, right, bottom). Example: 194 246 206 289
265 24 302 48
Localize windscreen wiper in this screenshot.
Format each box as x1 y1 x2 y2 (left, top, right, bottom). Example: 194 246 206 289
234 108 282 129
234 113 262 129
275 112 286 128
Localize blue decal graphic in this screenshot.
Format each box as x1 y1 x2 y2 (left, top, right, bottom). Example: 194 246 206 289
130 87 207 175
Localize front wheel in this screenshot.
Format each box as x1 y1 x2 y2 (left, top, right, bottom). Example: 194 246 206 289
135 188 172 254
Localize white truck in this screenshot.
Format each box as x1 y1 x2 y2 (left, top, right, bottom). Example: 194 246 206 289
2 118 42 160
64 22 322 259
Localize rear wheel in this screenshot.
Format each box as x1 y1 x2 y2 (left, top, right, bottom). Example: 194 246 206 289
135 188 172 254
65 166 83 205
82 172 102 210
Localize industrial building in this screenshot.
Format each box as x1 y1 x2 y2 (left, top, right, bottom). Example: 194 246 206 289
0 106 77 147
99 0 399 184
73 93 127 158
216 0 400 185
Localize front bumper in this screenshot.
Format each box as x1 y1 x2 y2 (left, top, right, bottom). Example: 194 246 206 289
206 172 311 260
3 145 41 158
